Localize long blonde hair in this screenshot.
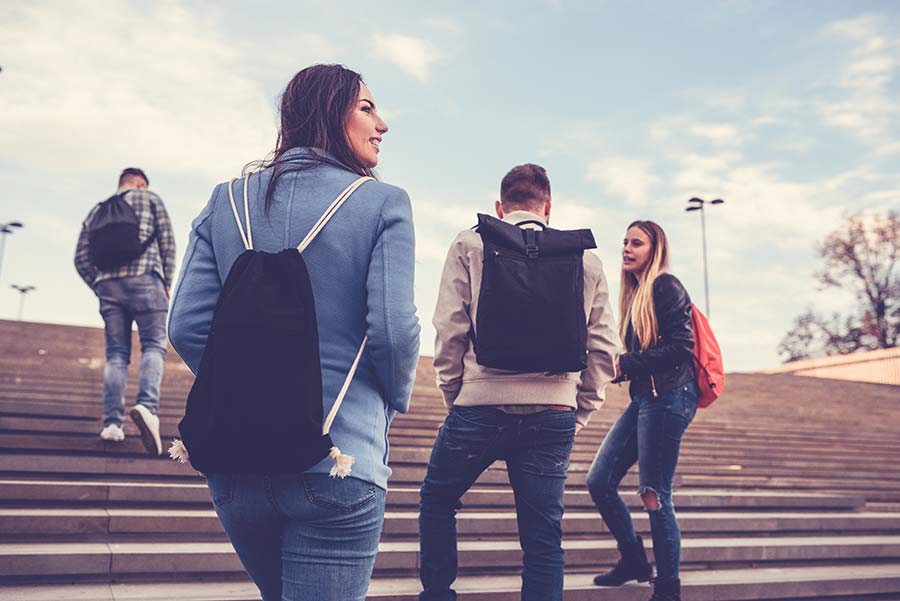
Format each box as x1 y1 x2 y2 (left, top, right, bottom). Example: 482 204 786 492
619 220 669 350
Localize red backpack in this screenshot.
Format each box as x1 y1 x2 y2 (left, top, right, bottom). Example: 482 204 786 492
690 305 724 408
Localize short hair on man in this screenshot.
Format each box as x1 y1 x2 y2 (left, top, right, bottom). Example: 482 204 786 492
500 163 550 211
119 167 149 188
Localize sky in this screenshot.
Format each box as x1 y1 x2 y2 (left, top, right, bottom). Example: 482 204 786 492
0 1 898 372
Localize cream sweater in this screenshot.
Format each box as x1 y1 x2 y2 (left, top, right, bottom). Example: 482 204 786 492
432 211 619 427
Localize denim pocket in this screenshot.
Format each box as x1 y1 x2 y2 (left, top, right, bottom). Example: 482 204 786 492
524 431 574 476
664 384 698 423
434 409 503 467
681 382 699 422
524 442 572 476
303 474 379 514
131 274 169 312
206 474 235 507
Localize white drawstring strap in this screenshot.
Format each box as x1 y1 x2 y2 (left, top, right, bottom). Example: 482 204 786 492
297 177 373 252
242 174 253 250
324 335 368 478
227 175 253 251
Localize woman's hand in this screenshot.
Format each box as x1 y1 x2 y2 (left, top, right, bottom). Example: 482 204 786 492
611 356 627 384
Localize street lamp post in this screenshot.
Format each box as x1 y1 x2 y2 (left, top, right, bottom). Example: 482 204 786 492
685 198 724 317
0 221 24 285
11 285 35 321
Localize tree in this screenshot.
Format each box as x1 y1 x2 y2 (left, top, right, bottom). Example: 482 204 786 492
778 211 899 361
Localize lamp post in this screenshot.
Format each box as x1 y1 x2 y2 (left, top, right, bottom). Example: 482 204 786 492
0 221 24 285
685 198 724 317
11 285 35 321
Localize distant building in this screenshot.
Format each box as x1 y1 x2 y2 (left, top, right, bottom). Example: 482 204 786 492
761 347 900 386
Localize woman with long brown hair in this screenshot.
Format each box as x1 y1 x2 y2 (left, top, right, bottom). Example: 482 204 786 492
168 64 420 601
586 220 697 601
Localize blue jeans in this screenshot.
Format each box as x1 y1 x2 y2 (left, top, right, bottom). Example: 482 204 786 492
95 273 168 427
418 406 576 601
585 382 698 586
206 473 386 601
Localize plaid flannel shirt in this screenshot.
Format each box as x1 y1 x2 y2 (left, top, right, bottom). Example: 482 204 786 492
74 189 176 290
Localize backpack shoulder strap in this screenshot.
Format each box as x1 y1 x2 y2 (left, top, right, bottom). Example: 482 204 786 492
297 177 373 252
322 334 368 437
227 174 253 250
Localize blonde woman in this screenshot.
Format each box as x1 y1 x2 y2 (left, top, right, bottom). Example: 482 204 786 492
586 220 696 601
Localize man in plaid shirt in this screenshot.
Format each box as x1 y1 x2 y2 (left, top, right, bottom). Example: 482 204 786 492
75 168 175 455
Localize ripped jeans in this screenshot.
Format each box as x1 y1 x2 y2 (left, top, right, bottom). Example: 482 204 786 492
419 406 576 601
585 382 698 586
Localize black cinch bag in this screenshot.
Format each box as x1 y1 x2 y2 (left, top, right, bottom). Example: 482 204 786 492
474 213 596 373
170 174 372 476
87 193 156 270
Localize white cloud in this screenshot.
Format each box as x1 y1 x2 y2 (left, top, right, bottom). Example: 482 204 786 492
372 33 443 82
688 123 744 145
876 141 900 155
425 17 461 33
817 14 900 140
751 115 782 127
586 158 660 206
650 117 747 147
670 152 741 192
822 166 883 192
0 2 275 179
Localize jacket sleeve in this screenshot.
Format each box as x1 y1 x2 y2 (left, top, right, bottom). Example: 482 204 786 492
431 232 472 409
365 188 421 414
74 216 97 288
575 257 619 427
167 186 222 375
619 274 694 378
151 194 177 290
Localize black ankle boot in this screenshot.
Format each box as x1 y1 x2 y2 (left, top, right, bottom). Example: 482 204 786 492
649 577 681 601
593 534 654 586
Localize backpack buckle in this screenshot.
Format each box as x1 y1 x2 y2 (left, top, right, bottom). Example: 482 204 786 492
525 229 539 259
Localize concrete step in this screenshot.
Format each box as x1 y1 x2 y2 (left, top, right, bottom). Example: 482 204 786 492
4 536 900 581
7 418 900 472
3 563 900 601
6 384 900 437
3 564 900 600
2 507 898 540
7 433 900 485
6 405 900 469
0 453 657 490
0 479 866 512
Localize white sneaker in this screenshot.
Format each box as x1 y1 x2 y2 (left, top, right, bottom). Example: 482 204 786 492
100 424 125 442
130 405 162 456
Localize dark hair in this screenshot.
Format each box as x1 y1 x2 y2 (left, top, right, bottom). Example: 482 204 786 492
258 64 374 211
500 164 551 210
118 167 148 187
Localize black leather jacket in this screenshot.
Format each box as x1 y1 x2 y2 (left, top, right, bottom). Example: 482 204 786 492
619 273 696 398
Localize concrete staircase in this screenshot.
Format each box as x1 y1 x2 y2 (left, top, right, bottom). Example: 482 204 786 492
2 319 900 600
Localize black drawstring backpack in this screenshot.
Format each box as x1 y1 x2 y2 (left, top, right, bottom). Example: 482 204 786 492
169 174 372 477
87 193 157 270
474 213 597 373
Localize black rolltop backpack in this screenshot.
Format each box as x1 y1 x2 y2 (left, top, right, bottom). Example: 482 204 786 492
474 213 597 373
169 174 372 477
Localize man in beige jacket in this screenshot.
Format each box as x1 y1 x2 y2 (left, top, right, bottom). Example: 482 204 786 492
418 164 618 601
